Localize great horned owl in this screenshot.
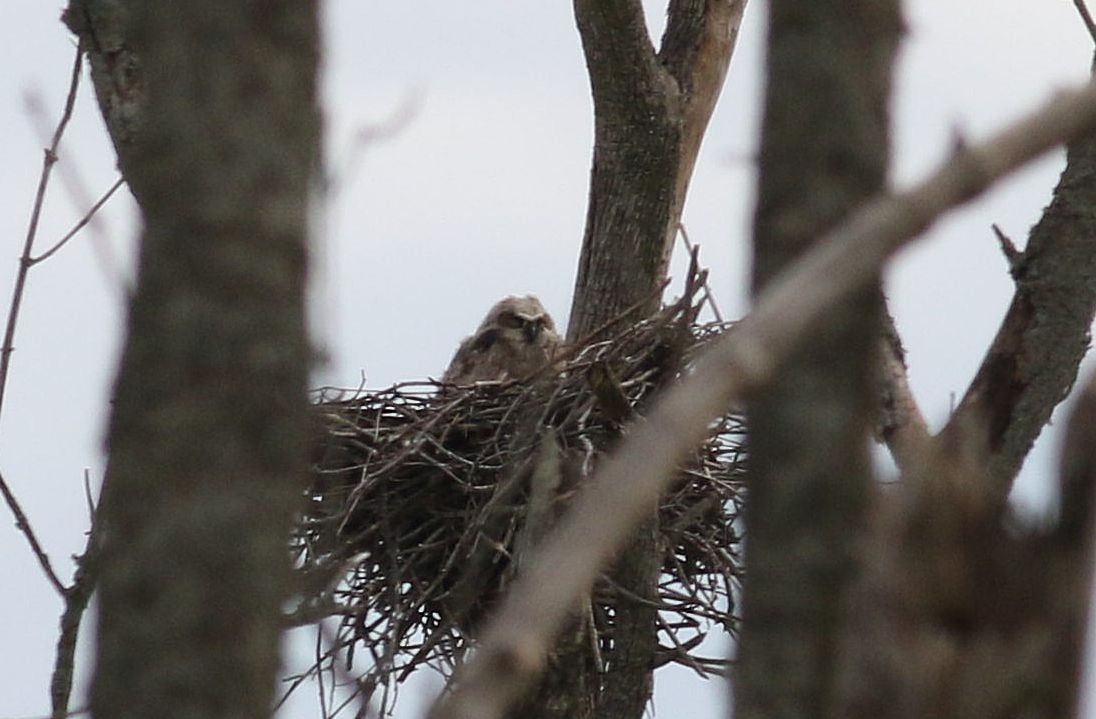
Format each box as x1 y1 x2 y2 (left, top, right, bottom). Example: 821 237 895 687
442 295 561 385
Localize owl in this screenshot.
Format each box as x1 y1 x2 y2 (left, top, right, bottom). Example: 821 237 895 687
442 295 561 385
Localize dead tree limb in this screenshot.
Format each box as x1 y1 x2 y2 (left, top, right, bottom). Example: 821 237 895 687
939 63 1096 504
425 76 1096 719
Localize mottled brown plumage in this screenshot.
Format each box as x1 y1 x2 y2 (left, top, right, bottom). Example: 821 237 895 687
442 295 561 384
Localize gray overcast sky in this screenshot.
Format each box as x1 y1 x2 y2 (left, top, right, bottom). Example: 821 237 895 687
1 2 1093 718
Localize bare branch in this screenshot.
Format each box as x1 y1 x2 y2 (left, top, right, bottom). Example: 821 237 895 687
0 47 86 603
0 46 82 422
0 470 66 596
659 0 746 183
991 222 1023 275
677 225 724 322
1074 0 1096 45
425 78 1096 719
30 177 124 266
572 0 660 104
50 526 101 719
877 315 931 475
941 80 1096 501
567 0 746 340
659 0 742 87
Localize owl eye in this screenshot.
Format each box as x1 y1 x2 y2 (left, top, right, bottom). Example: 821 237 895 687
497 312 524 330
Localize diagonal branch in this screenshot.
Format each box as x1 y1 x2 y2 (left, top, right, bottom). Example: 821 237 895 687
572 0 661 105
0 470 66 595
0 47 82 423
0 47 89 602
659 0 745 185
939 71 1096 503
31 177 124 266
425 78 1096 719
567 0 747 340
1074 0 1096 45
876 311 932 474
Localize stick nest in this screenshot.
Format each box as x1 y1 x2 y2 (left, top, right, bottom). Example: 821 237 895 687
291 278 745 711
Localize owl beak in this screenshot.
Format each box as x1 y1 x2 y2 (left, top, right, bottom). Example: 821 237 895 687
521 318 542 343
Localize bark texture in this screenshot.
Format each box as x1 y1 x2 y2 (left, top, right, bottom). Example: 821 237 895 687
734 2 901 719
561 5 744 719
87 3 319 719
568 0 745 341
941 95 1096 503
63 0 147 204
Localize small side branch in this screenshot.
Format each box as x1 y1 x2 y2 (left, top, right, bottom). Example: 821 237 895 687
31 178 124 266
0 46 82 422
0 471 66 596
425 78 1096 719
991 223 1024 277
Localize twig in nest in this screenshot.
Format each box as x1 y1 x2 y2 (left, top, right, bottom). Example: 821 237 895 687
291 263 745 716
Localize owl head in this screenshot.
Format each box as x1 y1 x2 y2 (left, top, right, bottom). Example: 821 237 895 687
442 295 561 385
477 295 557 346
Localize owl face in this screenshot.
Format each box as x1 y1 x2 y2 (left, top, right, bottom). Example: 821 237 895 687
480 295 557 348
442 295 561 385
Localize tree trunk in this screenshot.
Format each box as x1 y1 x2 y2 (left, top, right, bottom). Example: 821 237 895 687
568 0 745 342
63 0 147 206
552 4 745 719
733 2 901 718
86 3 319 719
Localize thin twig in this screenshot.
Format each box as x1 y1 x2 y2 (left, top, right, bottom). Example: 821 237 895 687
425 76 1096 719
0 45 108 719
327 89 422 197
82 469 96 525
991 223 1024 276
0 46 82 422
31 177 125 265
0 470 66 595
676 224 725 323
1075 0 1096 44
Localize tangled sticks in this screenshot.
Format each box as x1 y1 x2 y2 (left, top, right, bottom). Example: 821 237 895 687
292 271 744 712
